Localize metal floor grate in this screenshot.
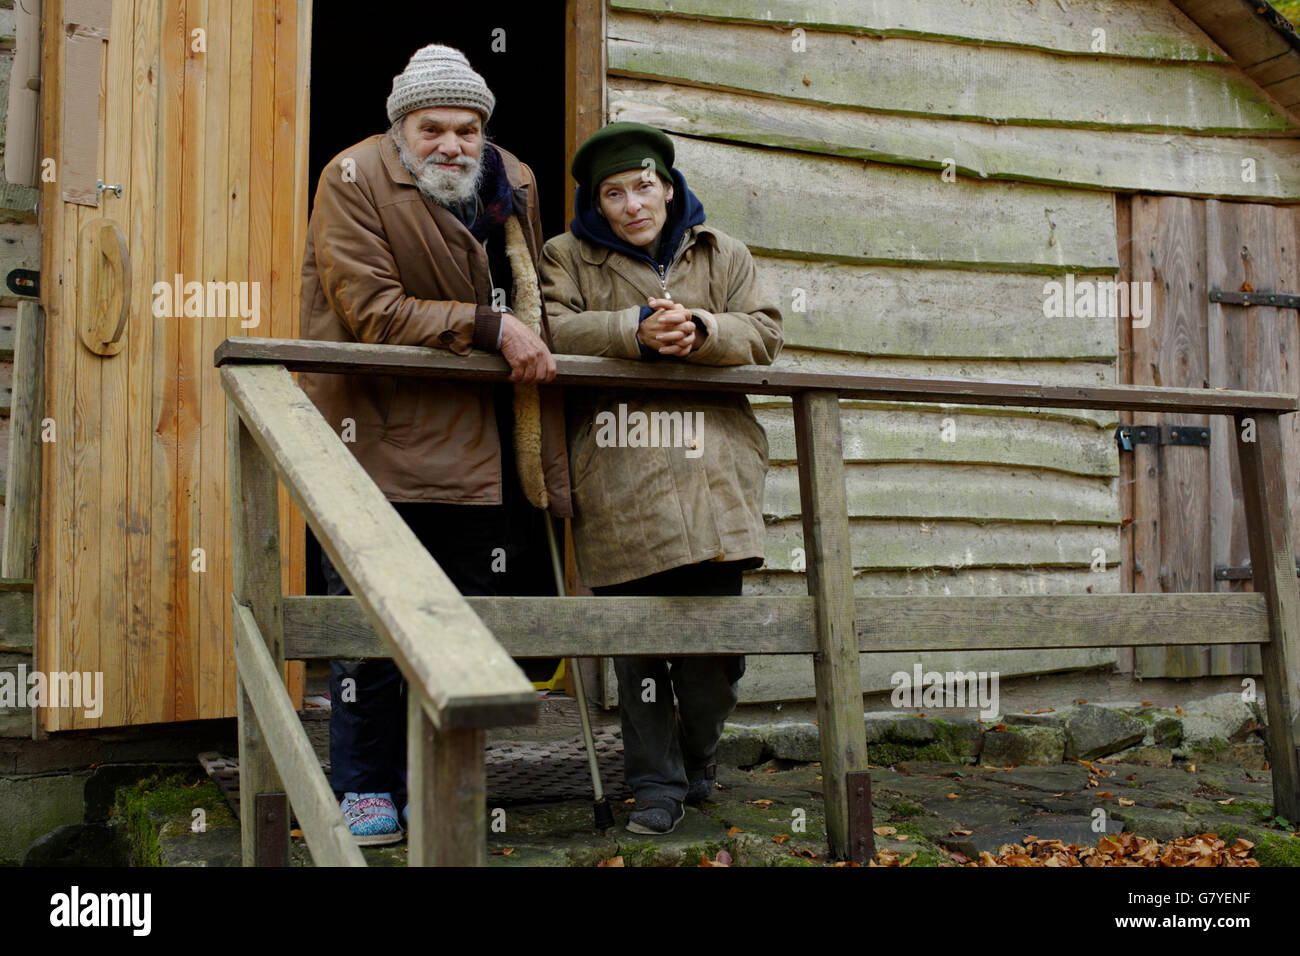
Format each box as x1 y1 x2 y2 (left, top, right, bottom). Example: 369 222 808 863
199 727 630 821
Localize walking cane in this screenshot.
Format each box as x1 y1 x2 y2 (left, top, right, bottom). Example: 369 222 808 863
544 516 616 831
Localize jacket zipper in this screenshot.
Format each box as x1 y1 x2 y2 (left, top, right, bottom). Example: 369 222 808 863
652 232 692 300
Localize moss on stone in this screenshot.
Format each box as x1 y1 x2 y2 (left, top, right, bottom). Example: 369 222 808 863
1254 835 1300 867
892 801 925 818
112 771 235 867
869 742 956 765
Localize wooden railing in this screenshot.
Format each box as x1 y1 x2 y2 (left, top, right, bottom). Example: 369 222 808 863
217 337 1300 865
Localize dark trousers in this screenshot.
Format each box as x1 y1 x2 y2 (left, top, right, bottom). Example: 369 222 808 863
592 561 747 805
326 496 551 809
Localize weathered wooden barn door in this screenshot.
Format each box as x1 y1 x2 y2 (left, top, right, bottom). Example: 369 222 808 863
37 0 310 729
1123 195 1299 677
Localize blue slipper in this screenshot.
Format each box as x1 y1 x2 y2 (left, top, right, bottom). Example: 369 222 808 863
339 792 403 846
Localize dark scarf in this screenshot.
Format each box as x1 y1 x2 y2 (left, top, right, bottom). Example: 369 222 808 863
569 169 706 268
451 144 515 241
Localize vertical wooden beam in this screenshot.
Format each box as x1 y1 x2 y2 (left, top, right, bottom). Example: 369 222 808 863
408 691 486 867
229 402 287 865
1235 411 1300 822
3 301 43 579
793 390 866 859
565 0 605 219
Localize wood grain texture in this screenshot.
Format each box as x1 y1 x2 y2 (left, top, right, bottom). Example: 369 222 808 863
766 463 1119 524
758 405 1118 476
36 0 64 732
408 691 486 867
281 592 1267 659
0 583 33 653
668 136 1119 273
1116 193 1135 676
123 0 160 726
214 339 1296 414
221 363 538 730
1206 200 1293 677
607 11 1296 132
750 258 1116 360
763 518 1119 571
93 0 133 727
794 391 866 860
1131 195 1210 678
611 80 1300 201
198 0 231 721
2 302 42 579
1235 411 1300 821
612 0 1231 61
566 0 606 220
150 0 185 727
230 408 285 866
233 601 363 866
176 0 206 722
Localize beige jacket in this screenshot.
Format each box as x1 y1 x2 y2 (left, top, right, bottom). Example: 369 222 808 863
540 224 782 587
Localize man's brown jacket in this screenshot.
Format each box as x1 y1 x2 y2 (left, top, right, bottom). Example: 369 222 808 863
299 133 572 516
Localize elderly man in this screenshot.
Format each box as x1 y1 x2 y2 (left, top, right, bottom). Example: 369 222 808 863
540 122 782 835
299 44 571 844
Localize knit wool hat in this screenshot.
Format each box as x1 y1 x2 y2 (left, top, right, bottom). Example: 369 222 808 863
386 44 495 124
571 122 675 198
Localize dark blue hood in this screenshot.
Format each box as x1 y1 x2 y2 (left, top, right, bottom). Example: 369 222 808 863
570 169 706 268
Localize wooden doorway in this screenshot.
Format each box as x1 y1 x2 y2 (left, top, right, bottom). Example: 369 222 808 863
1120 195 1300 677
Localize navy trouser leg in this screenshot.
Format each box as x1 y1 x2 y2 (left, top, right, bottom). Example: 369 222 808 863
325 497 536 810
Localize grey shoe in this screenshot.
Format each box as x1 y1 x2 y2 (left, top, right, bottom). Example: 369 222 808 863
685 763 717 805
685 777 715 805
626 798 685 835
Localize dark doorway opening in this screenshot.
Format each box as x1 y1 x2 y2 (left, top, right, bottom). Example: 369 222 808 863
307 4 568 235
304 4 569 598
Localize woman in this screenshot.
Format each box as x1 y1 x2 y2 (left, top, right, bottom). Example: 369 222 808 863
540 122 783 834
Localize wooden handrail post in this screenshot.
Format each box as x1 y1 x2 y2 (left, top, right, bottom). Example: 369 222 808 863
229 399 288 865
408 690 487 866
793 390 867 859
1234 411 1300 821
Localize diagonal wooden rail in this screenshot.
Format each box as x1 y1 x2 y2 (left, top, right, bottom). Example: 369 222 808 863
218 337 1300 863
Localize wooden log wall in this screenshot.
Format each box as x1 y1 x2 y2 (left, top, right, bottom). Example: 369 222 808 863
37 0 310 729
603 0 1300 698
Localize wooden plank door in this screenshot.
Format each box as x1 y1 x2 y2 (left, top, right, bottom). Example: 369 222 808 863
1124 194 1299 677
37 0 310 729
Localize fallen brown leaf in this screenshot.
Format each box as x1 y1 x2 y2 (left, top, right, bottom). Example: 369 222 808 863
727 826 742 835
1118 798 1136 807
773 834 789 846
874 826 897 836
598 855 624 867
492 847 515 856
947 793 961 800
950 828 973 836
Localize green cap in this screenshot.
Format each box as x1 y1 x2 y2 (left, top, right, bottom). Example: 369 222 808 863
571 122 675 199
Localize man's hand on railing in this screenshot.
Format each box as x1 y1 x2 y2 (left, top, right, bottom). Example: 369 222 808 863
500 312 557 384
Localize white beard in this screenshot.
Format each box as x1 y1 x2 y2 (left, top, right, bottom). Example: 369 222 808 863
393 127 485 207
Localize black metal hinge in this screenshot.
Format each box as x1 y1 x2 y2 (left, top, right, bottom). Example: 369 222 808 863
1214 561 1300 581
1209 289 1300 310
1116 424 1210 451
